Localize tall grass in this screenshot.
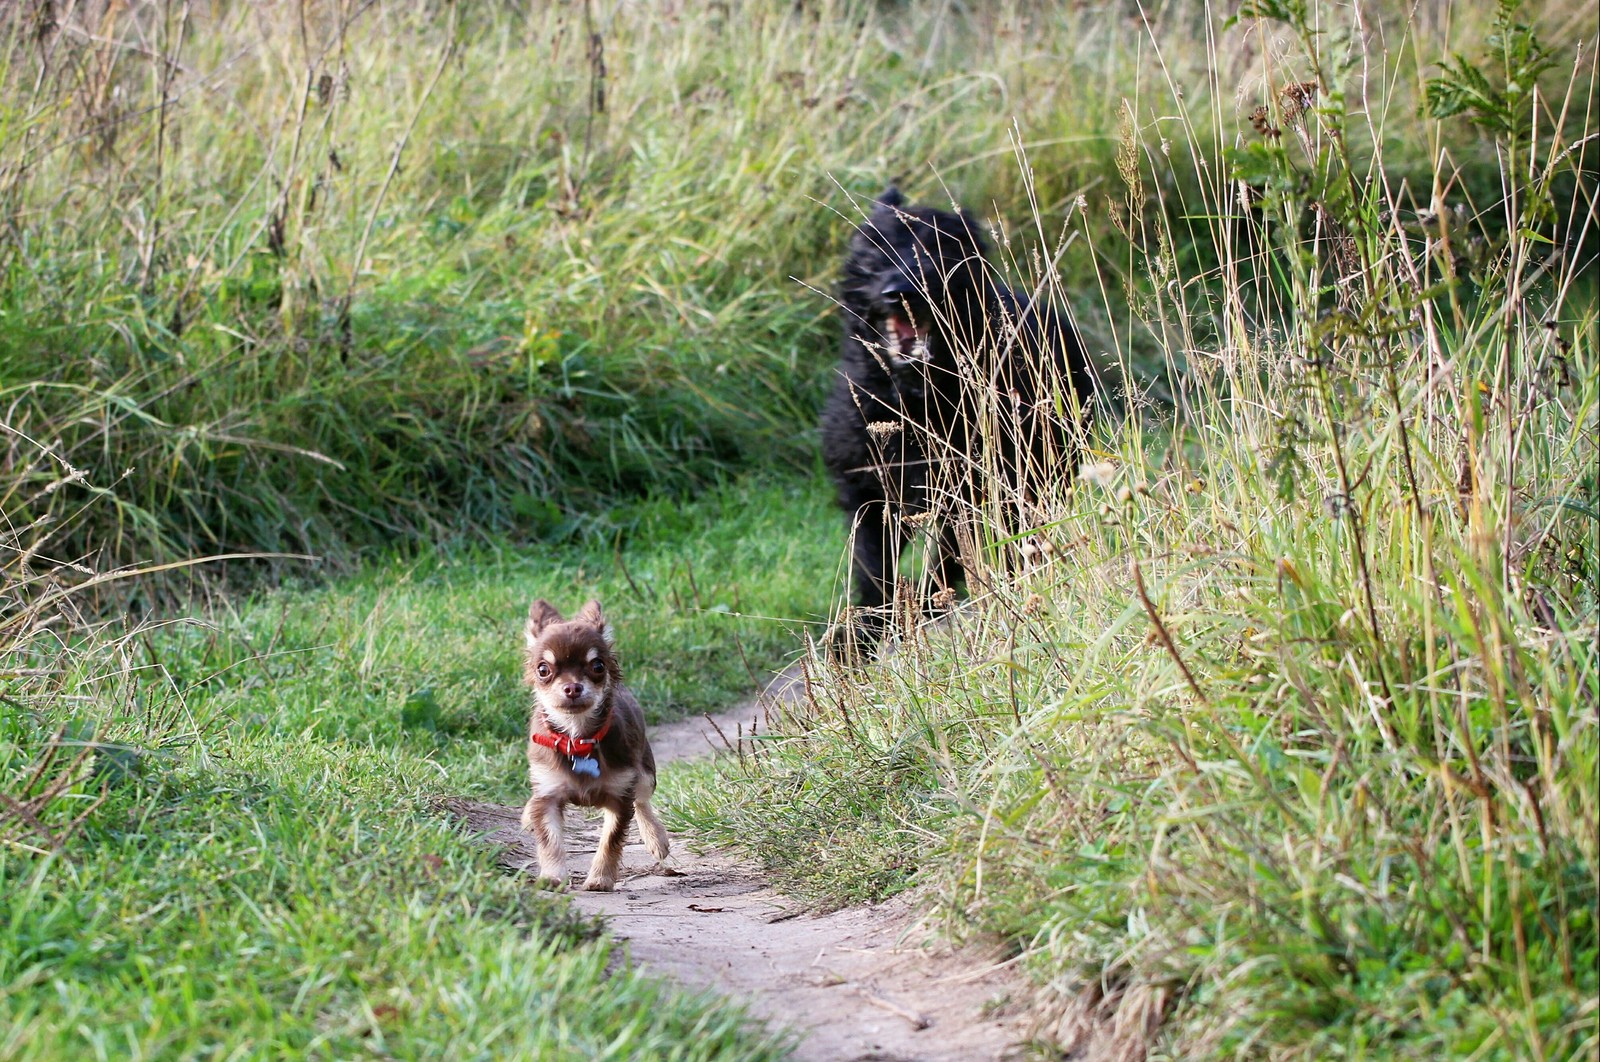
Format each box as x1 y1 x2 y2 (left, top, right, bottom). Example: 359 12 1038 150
677 0 1598 1057
1 0 1521 570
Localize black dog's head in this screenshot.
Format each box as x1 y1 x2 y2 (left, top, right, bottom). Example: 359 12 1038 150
841 187 991 372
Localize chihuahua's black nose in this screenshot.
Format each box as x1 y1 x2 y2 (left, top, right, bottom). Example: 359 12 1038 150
563 683 585 700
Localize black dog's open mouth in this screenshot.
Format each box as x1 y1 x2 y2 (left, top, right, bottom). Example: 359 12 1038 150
882 309 931 365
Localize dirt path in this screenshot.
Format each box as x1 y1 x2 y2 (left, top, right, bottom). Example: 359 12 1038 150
446 664 1032 1061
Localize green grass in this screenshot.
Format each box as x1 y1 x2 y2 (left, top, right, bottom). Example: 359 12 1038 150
1 472 834 1059
2 741 784 1060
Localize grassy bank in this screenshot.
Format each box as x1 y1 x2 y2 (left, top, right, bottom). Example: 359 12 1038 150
0 0 1540 567
675 1 1599 1058
1 472 834 1058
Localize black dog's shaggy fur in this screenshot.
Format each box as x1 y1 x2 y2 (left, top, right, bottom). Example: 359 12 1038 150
820 188 1094 641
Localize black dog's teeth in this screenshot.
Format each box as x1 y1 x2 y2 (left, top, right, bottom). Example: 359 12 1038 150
888 316 907 348
885 314 927 360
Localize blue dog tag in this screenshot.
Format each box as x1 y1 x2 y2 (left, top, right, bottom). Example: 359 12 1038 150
571 755 600 778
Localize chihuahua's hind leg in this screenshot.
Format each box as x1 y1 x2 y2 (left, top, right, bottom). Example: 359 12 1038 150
633 771 670 860
584 796 634 891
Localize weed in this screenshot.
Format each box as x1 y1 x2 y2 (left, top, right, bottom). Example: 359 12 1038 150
679 1 1599 1057
0 0 1519 571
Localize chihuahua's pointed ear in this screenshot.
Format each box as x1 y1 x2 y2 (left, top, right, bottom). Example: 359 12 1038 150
526 600 563 647
574 599 613 645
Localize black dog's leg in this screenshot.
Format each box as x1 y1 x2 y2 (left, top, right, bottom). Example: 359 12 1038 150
929 520 965 605
850 498 899 610
848 498 902 645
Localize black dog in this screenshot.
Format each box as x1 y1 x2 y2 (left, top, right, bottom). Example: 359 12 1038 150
820 188 1094 644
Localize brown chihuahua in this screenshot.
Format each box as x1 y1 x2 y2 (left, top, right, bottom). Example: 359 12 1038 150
520 599 669 890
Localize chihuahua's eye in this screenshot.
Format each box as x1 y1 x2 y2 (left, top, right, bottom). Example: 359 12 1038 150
588 659 606 677
535 662 553 681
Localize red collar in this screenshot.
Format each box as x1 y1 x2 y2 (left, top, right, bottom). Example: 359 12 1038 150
530 709 613 758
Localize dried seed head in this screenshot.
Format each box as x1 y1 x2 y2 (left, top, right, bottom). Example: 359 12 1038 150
1080 460 1118 485
1280 81 1318 127
1116 99 1143 204
1249 104 1281 139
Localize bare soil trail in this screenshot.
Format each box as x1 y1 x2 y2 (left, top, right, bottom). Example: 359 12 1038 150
446 664 1033 1062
